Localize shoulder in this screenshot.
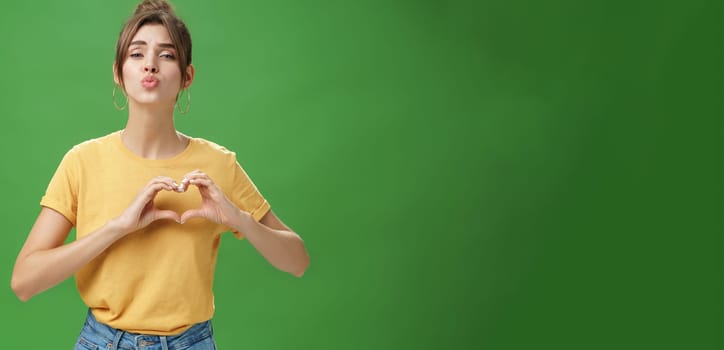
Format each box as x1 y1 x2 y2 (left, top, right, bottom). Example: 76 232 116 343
187 135 239 160
185 136 250 185
67 131 120 155
57 131 120 164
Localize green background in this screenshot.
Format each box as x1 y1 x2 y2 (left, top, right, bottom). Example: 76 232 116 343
0 0 719 349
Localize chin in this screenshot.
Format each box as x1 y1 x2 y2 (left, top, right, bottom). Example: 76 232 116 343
129 95 176 107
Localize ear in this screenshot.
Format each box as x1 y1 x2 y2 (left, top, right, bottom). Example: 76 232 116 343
183 64 195 89
112 63 120 85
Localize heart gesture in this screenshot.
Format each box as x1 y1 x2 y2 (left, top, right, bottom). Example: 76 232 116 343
113 171 241 236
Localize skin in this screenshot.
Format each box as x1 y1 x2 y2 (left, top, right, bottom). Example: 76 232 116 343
11 24 310 302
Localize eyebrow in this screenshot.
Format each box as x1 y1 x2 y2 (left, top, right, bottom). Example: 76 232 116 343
129 40 175 49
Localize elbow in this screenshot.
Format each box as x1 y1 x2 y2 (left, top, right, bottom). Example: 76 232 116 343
10 277 32 302
291 255 310 278
15 293 31 302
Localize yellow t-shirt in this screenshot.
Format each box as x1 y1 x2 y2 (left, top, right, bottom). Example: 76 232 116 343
40 131 270 335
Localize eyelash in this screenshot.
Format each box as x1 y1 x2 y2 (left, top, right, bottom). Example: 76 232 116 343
129 53 176 59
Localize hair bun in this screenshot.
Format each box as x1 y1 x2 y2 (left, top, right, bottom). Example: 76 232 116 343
134 0 175 15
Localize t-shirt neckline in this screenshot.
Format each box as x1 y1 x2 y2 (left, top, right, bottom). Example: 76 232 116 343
112 130 195 166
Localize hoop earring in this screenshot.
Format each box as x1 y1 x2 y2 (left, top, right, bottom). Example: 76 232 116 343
112 85 127 110
176 88 191 115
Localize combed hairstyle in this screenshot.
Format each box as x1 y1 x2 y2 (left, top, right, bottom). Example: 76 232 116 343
114 0 192 90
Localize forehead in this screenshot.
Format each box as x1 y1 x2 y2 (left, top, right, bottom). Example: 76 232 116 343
131 24 173 45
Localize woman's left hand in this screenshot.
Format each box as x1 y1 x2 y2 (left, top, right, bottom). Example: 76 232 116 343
178 170 245 226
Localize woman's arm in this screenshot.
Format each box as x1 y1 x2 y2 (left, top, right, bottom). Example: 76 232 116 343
11 208 126 301
231 210 310 277
12 176 182 301
178 170 310 277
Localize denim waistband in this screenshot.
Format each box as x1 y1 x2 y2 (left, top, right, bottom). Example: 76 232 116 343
82 309 213 350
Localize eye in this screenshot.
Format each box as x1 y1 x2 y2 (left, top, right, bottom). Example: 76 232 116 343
129 52 143 58
160 53 176 60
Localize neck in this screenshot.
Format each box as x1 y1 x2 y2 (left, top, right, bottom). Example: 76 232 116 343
122 102 187 160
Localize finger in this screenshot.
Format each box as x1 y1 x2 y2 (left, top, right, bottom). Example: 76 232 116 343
181 169 204 180
146 182 176 195
188 178 214 188
172 176 196 193
144 182 176 195
188 178 228 203
149 176 177 187
183 171 214 182
185 173 217 192
134 182 170 204
180 209 205 224
177 171 205 192
154 210 182 223
173 180 187 193
132 182 176 211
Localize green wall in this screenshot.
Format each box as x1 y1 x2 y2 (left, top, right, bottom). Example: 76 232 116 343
0 0 719 349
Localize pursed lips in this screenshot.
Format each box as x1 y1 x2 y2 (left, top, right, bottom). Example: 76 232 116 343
141 76 159 89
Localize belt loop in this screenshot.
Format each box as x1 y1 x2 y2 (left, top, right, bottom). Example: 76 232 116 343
160 335 169 350
111 329 124 350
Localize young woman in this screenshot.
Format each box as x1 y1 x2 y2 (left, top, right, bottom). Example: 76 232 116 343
10 1 310 349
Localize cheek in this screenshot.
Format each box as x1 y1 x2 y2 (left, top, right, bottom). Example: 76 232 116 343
166 63 182 76
119 62 136 85
164 66 184 84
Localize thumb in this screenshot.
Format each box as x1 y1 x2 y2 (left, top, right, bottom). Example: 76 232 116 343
180 209 205 224
154 210 181 223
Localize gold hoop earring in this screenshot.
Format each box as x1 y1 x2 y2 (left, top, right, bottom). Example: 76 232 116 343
176 88 191 115
112 85 127 110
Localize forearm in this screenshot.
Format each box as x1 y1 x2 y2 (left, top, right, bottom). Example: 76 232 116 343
229 211 310 277
11 221 125 301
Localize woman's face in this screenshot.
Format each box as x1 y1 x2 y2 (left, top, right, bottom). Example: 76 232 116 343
119 24 190 108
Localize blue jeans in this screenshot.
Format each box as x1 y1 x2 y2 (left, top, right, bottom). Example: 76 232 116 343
74 309 217 350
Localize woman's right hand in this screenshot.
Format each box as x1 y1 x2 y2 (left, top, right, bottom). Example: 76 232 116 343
111 176 181 235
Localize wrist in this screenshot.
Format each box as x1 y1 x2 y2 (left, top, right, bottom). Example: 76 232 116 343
106 217 131 238
226 207 254 232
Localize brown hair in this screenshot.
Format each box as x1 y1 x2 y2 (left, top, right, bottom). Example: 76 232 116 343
114 0 192 90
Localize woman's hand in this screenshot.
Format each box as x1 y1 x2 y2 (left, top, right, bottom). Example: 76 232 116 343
176 171 310 277
178 170 244 226
112 176 181 235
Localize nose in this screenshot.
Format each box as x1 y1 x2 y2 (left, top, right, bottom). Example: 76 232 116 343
144 63 158 73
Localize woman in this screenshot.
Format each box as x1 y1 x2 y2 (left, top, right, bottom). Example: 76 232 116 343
10 0 310 349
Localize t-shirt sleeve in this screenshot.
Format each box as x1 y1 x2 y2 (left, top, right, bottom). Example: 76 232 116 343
228 158 270 239
40 147 80 226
